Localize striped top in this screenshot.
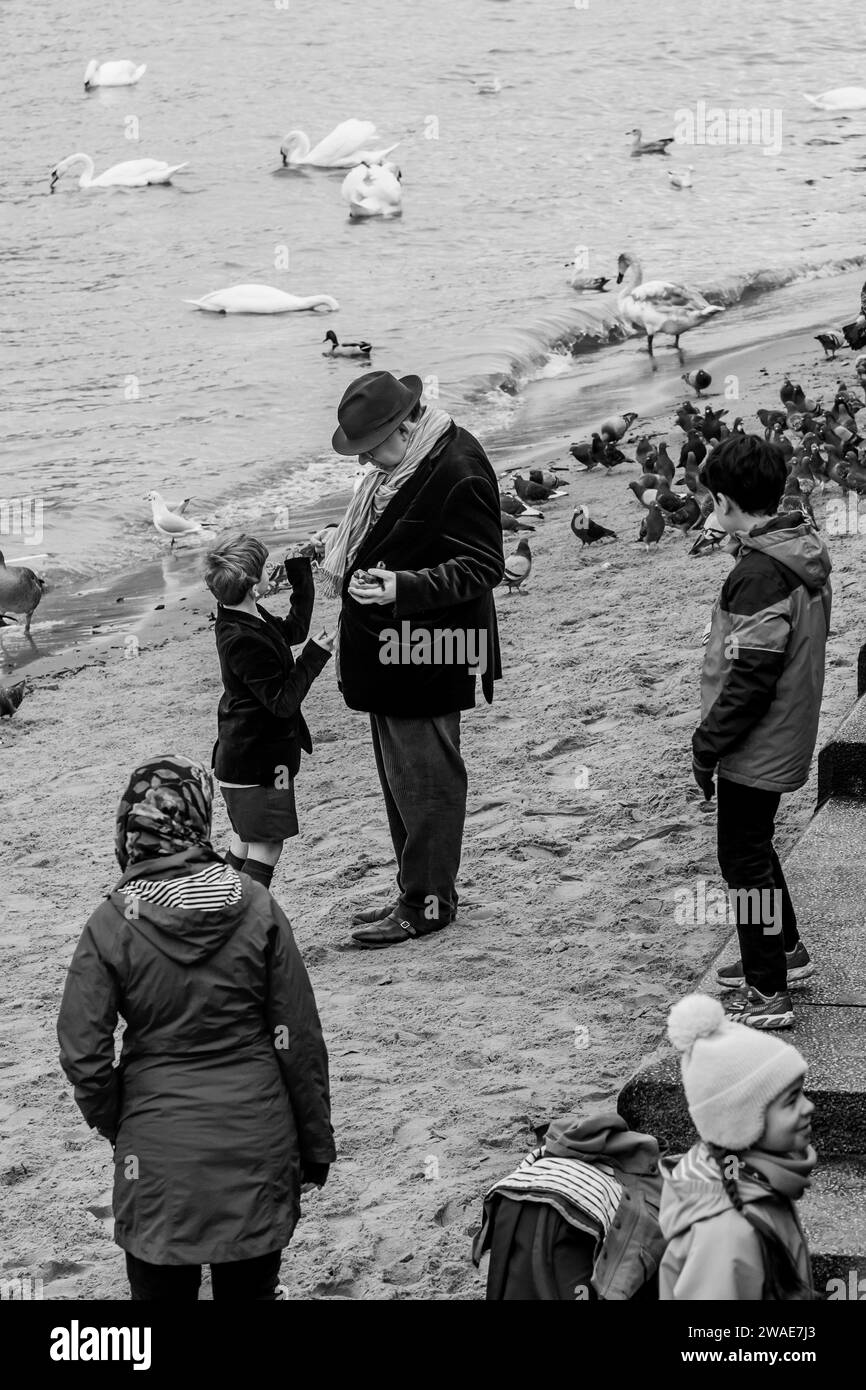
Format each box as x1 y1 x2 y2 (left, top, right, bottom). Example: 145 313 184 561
673 1142 721 1184
486 1147 623 1236
120 862 243 913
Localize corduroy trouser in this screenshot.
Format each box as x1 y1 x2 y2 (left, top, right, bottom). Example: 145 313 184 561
369 711 467 929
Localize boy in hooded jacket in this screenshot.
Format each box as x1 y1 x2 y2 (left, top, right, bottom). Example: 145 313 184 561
691 434 831 1029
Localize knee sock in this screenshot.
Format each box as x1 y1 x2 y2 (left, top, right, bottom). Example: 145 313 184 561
244 858 274 889
225 851 246 872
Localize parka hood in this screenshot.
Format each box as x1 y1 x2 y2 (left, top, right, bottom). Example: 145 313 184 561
660 1143 816 1242
107 849 249 964
544 1110 660 1174
732 513 832 592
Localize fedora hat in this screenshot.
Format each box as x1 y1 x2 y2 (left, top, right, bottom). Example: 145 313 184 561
332 371 423 456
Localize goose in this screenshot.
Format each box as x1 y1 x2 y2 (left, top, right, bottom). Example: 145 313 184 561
803 87 866 111
322 330 372 358
280 120 399 168
184 284 339 314
84 59 146 90
0 551 46 634
341 161 403 219
628 128 674 156
668 165 695 189
50 154 187 190
144 492 205 547
616 252 724 356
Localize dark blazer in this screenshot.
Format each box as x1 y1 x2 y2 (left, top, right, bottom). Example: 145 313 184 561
337 423 505 716
212 558 331 785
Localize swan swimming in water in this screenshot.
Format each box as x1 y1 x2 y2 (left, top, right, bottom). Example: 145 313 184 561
183 284 340 314
84 59 147 89
280 119 399 168
341 161 403 219
50 154 188 189
616 252 724 355
803 87 866 111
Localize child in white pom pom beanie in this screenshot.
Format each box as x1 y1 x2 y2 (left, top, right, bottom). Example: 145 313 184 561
659 994 816 1300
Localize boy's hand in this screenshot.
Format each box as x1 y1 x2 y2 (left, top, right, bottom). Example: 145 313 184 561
692 757 716 800
312 628 336 654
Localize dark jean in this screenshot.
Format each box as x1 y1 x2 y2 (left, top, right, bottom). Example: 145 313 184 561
716 777 800 995
126 1249 282 1301
369 711 467 929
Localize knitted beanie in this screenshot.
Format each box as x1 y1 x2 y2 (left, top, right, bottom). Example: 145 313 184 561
667 994 807 1150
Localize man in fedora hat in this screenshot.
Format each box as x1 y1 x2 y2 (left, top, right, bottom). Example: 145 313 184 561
320 371 504 948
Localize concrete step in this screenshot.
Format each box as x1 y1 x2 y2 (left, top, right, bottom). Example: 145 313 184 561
818 690 866 803
803 1157 866 1293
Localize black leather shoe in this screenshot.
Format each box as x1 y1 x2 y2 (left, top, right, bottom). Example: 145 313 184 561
351 912 447 949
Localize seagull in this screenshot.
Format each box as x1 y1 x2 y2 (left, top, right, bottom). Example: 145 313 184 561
668 165 695 189
145 492 205 546
502 538 532 595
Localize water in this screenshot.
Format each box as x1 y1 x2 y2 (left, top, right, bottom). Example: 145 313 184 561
3 0 865 663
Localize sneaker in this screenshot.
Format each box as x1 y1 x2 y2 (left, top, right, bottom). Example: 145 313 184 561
716 940 813 990
725 986 794 1030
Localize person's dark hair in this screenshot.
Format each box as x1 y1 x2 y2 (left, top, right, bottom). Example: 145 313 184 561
204 533 268 606
700 434 787 515
708 1146 812 1300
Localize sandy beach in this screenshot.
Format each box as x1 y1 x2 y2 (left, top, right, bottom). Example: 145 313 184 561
2 331 864 1300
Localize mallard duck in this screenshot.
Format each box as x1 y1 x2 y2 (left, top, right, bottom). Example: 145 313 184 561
0 552 45 634
616 252 724 356
322 330 372 359
628 128 674 157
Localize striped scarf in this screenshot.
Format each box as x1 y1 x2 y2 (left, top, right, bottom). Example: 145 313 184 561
485 1147 623 1236
120 861 242 912
319 404 452 599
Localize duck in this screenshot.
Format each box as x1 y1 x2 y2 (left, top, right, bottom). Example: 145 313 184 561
84 59 146 89
50 154 187 190
0 552 46 634
184 284 339 314
144 492 205 547
341 161 403 219
280 120 399 168
803 88 866 111
628 128 674 156
668 165 695 189
322 330 372 359
616 252 724 356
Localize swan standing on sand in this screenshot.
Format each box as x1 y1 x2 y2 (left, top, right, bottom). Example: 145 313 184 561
803 87 866 111
280 119 399 168
184 284 339 314
50 154 188 190
616 252 724 356
341 161 402 219
84 59 146 89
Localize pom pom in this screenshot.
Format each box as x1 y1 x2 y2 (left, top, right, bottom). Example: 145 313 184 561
667 994 725 1053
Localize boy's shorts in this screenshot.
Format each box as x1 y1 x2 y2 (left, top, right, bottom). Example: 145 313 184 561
220 783 298 842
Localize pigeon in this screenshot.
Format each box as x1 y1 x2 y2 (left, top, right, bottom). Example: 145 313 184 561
529 467 566 490
628 474 661 507
500 494 542 518
570 506 617 546
640 502 666 549
682 451 704 495
501 512 535 533
502 538 532 594
569 439 601 470
514 474 560 503
145 492 205 546
674 401 700 433
779 474 815 525
682 369 712 397
855 355 866 389
599 412 638 441
635 436 658 470
0 551 46 634
697 406 728 442
780 377 807 410
599 438 627 470
815 331 846 359
666 494 702 533
655 443 675 483
688 515 726 556
0 680 27 718
679 431 707 470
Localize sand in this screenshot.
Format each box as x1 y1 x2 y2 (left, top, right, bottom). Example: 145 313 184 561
1 339 863 1301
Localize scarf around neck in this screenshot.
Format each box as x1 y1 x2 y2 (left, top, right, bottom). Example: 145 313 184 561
319 403 452 598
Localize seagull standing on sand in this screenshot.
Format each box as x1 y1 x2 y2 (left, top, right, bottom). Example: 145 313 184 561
145 492 205 547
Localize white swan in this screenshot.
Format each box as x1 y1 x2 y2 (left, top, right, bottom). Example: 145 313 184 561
341 161 403 219
280 119 399 168
616 252 724 355
803 87 866 111
84 59 147 90
50 154 187 190
183 284 339 314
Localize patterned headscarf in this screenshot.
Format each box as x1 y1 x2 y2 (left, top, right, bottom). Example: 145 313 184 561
115 755 215 870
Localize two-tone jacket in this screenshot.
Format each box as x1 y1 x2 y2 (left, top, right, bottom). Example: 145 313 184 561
693 513 832 792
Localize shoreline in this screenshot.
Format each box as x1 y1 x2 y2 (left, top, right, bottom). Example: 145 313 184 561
2 311 864 1298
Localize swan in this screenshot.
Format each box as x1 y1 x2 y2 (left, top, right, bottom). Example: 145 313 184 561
50 154 188 190
84 59 147 89
803 87 866 111
668 165 694 189
341 161 403 219
280 119 399 168
322 330 372 358
183 284 339 314
616 251 724 355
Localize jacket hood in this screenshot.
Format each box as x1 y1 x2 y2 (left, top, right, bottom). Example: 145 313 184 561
732 513 831 592
659 1143 816 1241
106 850 249 964
544 1110 660 1174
